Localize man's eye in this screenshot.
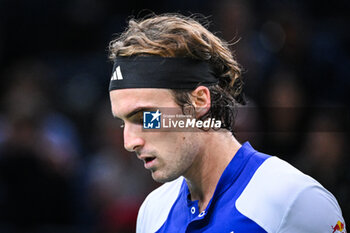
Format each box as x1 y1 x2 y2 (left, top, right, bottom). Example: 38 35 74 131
130 112 143 125
130 118 143 125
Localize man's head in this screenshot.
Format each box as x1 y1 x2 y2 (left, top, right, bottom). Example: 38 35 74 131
109 14 245 133
108 14 244 183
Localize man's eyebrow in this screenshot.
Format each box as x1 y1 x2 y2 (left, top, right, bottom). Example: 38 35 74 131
115 107 153 119
126 107 146 118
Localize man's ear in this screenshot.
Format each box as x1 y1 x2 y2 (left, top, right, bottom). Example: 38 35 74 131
190 86 211 118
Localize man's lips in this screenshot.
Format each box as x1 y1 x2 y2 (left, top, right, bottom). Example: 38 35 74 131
137 154 156 169
144 157 156 163
144 157 156 169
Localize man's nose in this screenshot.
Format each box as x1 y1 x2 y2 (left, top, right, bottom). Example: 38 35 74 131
123 123 145 152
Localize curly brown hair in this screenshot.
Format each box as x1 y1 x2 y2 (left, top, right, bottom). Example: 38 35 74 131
109 13 245 134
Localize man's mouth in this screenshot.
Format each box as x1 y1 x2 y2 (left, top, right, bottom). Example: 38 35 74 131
137 152 157 169
145 157 155 163
143 156 156 169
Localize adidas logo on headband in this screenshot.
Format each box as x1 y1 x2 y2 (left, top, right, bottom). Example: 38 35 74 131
111 66 124 81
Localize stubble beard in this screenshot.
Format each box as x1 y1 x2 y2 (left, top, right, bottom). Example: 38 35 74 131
151 138 200 184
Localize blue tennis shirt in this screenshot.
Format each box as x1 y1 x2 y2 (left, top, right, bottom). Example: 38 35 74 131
137 142 346 233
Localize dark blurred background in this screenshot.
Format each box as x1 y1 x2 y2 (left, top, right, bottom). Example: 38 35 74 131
0 0 349 232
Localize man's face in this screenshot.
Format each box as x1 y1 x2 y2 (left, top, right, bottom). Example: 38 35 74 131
109 88 201 183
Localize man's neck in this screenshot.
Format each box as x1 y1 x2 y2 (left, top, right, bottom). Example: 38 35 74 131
184 132 241 212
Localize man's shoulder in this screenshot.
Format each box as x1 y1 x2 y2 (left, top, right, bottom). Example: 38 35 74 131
236 156 345 233
236 156 318 224
242 155 318 193
136 176 184 233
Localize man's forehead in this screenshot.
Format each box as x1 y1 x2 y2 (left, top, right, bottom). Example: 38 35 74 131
110 88 173 102
109 88 175 117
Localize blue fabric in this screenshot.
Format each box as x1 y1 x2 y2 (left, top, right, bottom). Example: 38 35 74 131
156 142 271 233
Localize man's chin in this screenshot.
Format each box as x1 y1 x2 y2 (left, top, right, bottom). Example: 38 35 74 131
151 171 180 183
